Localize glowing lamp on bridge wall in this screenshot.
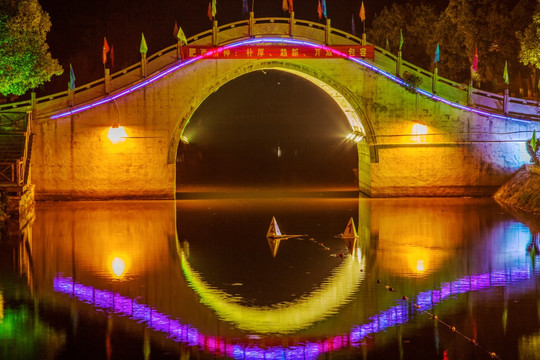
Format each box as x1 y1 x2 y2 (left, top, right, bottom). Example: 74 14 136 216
107 123 128 144
346 127 365 143
411 122 428 143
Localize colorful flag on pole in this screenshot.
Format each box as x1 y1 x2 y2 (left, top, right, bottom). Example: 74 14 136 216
282 0 292 13
360 2 366 22
242 0 248 14
140 33 148 54
321 0 327 18
177 26 187 45
69 64 75 90
531 130 537 152
208 2 212 20
503 60 509 85
102 37 110 65
351 13 356 36
317 0 322 19
211 0 217 18
110 45 115 69
434 43 439 64
399 29 403 51
472 45 478 72
173 21 179 38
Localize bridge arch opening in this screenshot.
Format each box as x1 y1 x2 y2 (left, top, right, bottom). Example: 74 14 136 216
175 68 369 194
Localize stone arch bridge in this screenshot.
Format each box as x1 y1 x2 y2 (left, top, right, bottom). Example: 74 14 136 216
1 15 538 200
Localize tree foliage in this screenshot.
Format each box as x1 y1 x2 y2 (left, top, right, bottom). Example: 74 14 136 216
368 0 536 93
518 3 540 71
0 0 62 96
368 3 438 71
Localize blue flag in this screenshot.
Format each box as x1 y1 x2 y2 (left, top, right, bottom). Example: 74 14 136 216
434 43 439 64
69 64 76 91
351 14 356 36
321 0 327 18
242 0 248 14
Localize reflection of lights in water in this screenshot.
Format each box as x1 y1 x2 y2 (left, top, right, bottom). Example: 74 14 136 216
416 259 425 272
0 292 3 320
519 330 540 358
108 254 130 279
180 247 366 334
277 145 281 158
111 257 126 277
107 125 127 144
53 264 533 360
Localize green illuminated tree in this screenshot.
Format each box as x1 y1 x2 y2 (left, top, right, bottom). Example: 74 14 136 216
437 0 534 92
0 0 62 96
369 0 536 92
368 3 438 71
518 3 540 70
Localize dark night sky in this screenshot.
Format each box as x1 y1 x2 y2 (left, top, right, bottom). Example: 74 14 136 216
38 0 447 92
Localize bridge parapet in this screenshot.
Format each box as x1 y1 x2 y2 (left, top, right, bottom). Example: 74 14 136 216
0 16 538 122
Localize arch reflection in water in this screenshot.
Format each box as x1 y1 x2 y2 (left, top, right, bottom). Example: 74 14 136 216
54 263 534 360
179 244 365 334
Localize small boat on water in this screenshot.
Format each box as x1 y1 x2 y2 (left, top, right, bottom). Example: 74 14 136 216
266 216 306 257
338 217 358 255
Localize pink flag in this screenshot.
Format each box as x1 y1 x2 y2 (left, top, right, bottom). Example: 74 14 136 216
472 45 478 72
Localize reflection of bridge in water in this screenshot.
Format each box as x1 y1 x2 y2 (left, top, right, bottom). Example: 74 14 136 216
53 264 535 360
19 198 538 359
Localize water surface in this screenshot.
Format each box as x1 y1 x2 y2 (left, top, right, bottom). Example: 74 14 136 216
1 196 539 360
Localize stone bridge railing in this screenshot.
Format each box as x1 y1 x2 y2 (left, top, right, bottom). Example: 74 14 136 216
1 14 539 122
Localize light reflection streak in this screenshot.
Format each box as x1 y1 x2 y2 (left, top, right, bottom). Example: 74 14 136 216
179 249 366 334
50 37 534 126
54 263 534 360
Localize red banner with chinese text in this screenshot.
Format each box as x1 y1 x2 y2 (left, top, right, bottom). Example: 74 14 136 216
181 45 374 59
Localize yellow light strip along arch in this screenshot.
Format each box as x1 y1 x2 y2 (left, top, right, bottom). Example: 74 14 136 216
177 241 365 334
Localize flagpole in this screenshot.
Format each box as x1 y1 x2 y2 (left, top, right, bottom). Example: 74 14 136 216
362 20 366 45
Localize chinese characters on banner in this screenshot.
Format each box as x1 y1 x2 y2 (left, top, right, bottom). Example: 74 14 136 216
181 45 375 59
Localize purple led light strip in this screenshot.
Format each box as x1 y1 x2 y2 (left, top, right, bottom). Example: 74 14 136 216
50 37 534 125
54 263 533 360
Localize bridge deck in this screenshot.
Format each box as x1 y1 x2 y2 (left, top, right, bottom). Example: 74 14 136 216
0 16 539 123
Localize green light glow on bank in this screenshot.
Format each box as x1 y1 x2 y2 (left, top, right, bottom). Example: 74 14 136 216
178 243 366 334
0 303 66 359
